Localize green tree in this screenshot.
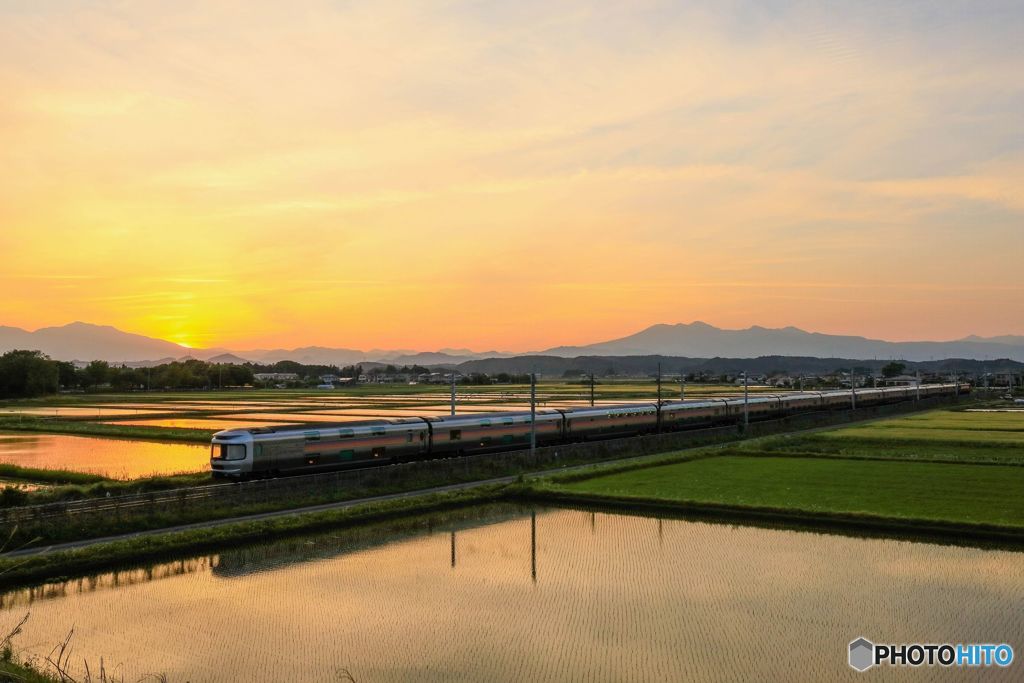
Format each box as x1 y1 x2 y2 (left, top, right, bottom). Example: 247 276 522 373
881 361 907 378
0 350 59 398
55 361 78 389
80 360 111 388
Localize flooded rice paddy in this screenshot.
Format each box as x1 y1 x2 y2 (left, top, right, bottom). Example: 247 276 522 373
0 432 208 479
101 418 303 430
0 406 165 417
2 505 1020 682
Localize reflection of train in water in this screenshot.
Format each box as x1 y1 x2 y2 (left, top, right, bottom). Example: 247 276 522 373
210 384 964 478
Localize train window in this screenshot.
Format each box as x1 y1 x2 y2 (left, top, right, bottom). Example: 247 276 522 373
339 449 355 460
254 444 263 457
304 431 320 441
502 418 513 425
212 444 246 460
406 431 413 442
371 427 386 436
481 419 491 427
450 430 462 441
338 428 355 438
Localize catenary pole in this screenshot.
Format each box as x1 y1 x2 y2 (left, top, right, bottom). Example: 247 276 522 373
450 370 456 416
743 371 749 429
530 369 537 455
656 362 662 432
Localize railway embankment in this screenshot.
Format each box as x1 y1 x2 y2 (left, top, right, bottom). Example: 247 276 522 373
0 396 972 585
0 396 959 546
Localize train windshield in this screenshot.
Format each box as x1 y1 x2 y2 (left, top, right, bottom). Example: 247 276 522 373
211 444 246 461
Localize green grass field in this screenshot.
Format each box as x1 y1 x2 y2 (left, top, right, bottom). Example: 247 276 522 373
534 407 1024 536
750 408 1024 464
554 455 1024 528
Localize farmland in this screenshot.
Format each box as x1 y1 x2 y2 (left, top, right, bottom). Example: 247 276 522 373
0 381 774 482
534 407 1024 536
751 408 1024 464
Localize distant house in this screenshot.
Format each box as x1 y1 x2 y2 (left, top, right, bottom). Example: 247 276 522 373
881 374 919 387
254 372 300 382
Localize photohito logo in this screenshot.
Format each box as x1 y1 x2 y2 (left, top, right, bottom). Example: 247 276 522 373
848 637 1014 672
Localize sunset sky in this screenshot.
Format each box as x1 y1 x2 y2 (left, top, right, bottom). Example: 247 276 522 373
2 1 1022 351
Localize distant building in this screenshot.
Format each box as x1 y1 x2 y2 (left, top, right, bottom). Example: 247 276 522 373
254 372 300 382
881 375 919 386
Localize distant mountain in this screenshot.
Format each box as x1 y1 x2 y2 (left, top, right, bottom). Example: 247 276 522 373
0 322 504 365
542 321 1024 362
959 334 1024 345
0 322 193 363
4 320 1023 365
455 354 1024 377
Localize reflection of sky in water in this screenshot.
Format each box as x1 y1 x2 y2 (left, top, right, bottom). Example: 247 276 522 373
0 407 163 416
0 432 207 478
101 418 301 430
204 412 374 423
2 506 1020 682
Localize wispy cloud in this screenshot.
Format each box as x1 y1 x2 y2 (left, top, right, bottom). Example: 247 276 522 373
1 0 1022 348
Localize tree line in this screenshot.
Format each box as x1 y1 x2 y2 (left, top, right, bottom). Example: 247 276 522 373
0 350 258 398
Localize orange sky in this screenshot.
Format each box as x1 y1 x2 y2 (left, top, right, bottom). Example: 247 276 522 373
2 1 1022 351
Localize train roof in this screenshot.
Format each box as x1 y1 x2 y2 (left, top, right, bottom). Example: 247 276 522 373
428 409 563 424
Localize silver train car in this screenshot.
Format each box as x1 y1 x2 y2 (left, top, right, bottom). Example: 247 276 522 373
210 383 965 478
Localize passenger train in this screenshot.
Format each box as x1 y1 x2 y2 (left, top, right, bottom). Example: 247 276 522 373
210 383 964 478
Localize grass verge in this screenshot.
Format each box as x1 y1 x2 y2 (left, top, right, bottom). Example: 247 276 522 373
0 660 56 683
0 417 213 443
0 484 504 587
0 465 106 486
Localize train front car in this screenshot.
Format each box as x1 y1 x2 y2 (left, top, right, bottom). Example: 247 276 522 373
210 428 256 478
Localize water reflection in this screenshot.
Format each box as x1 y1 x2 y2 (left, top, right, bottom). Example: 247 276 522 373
0 505 1021 682
0 432 208 478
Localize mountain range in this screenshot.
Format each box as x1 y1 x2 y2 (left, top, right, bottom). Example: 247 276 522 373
2 321 1024 365
544 322 1024 362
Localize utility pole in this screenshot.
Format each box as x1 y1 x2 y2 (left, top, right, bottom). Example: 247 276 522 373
916 370 921 401
530 369 537 455
743 372 749 429
799 375 803 392
656 362 662 432
851 373 856 410
589 372 595 407
450 371 456 416
656 362 662 406
680 373 685 401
